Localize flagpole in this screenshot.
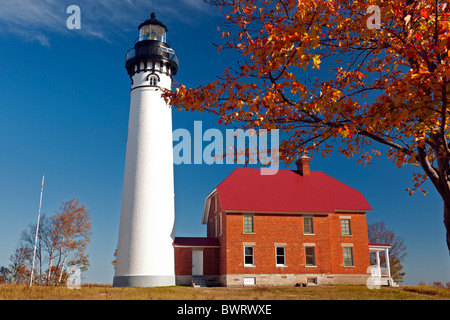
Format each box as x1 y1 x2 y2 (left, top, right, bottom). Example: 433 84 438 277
30 175 44 287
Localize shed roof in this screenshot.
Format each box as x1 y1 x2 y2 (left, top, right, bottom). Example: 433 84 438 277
173 237 220 247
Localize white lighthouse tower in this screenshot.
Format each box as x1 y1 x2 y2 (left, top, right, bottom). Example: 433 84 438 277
113 13 178 287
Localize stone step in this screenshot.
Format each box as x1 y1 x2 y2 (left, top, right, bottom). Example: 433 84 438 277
191 276 207 288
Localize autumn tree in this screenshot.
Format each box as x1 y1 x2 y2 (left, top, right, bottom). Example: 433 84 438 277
19 214 52 285
0 266 11 284
1 198 91 285
368 221 407 283
165 0 450 253
8 247 31 284
112 248 117 269
51 198 91 284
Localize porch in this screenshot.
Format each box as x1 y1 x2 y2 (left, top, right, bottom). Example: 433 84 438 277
368 243 398 287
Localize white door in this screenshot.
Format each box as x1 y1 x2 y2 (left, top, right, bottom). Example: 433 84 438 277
192 250 203 275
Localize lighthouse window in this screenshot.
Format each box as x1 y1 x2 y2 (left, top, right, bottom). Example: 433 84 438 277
149 75 158 86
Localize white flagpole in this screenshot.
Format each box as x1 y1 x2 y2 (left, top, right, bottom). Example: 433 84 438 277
30 175 44 287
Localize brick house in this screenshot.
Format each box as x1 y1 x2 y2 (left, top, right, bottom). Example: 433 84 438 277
173 157 393 287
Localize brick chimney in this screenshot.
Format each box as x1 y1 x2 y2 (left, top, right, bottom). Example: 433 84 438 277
295 155 311 176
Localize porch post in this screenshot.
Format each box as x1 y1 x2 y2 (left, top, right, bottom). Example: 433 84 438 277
376 250 381 276
385 248 391 278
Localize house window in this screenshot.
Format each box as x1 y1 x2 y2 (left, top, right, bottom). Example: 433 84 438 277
244 277 256 286
303 216 313 234
276 246 286 266
343 247 354 267
219 213 222 237
341 219 351 236
305 246 316 266
244 246 254 266
243 215 254 233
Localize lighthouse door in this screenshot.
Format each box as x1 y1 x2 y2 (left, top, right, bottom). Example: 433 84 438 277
192 249 203 275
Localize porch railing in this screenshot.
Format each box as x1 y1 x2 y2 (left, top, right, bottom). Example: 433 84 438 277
370 265 390 277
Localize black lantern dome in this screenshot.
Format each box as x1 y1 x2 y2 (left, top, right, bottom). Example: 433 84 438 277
125 13 178 77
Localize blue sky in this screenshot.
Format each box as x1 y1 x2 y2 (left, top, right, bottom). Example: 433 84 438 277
0 0 448 286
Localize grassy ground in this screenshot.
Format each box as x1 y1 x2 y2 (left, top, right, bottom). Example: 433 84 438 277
1 284 449 300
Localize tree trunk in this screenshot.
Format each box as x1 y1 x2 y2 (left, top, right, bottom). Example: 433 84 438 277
58 249 70 284
444 202 450 255
55 237 64 281
46 249 54 284
417 145 450 255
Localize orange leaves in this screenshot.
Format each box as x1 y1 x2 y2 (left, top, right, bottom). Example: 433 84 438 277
420 9 429 19
291 81 307 95
169 0 450 200
241 4 255 16
54 198 91 249
311 54 321 69
406 172 429 196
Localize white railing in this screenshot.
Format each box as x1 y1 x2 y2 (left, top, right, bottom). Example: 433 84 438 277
370 266 390 277
380 268 389 277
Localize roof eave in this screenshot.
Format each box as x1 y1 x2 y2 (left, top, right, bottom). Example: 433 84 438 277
334 208 372 213
201 188 217 224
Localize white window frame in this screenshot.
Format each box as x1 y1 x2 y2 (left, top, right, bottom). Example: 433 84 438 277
275 246 286 267
244 246 255 267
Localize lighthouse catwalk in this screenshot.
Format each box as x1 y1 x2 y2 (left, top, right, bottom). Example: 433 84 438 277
114 13 179 287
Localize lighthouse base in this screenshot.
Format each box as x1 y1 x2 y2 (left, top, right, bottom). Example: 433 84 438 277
113 275 175 287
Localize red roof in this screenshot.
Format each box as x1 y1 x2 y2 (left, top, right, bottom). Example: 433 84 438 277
215 168 372 214
173 237 220 247
369 243 391 248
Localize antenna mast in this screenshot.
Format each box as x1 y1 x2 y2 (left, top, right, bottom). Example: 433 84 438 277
30 175 44 287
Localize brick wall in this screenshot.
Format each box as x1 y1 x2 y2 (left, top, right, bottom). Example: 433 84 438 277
207 193 227 275
200 192 371 286
174 247 220 275
220 212 370 277
328 213 370 275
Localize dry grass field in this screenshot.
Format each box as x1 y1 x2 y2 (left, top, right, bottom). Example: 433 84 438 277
1 284 449 300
